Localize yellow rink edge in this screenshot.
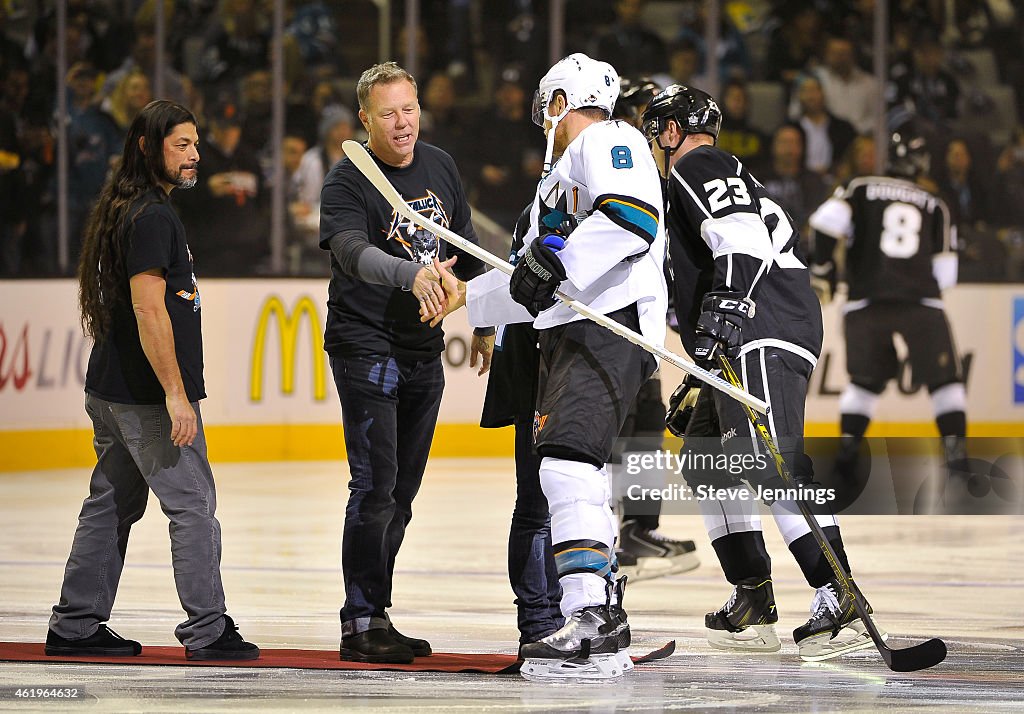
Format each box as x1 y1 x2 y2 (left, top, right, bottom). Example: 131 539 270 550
0 422 1020 472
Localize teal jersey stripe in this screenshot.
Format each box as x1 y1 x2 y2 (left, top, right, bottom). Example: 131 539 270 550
600 198 659 241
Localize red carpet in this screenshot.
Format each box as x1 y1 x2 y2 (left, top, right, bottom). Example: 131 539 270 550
0 642 520 673
0 640 674 674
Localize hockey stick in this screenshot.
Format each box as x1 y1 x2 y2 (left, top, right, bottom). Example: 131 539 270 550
716 355 947 672
343 140 768 415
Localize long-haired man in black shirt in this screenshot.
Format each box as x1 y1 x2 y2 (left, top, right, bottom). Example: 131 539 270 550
48 100 258 662
319 62 490 663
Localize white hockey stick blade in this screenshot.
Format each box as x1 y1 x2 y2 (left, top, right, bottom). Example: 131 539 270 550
343 140 768 415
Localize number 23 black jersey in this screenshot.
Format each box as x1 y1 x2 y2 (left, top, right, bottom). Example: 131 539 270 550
667 144 823 365
809 176 954 304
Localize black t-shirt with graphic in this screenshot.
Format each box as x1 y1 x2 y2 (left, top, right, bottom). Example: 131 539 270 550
319 141 481 360
85 190 205 404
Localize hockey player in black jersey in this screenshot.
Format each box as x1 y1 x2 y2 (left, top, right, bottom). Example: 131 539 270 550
642 84 877 661
808 124 968 503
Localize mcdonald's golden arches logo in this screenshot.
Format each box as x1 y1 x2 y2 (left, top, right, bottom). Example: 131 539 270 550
250 295 327 402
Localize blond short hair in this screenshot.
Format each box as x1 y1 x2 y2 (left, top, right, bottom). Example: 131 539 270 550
356 62 418 110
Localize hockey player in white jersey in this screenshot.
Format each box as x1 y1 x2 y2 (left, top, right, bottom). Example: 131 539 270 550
425 53 668 680
642 85 879 661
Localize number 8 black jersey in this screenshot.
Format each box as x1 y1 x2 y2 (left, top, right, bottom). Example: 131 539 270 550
667 144 823 365
809 176 955 304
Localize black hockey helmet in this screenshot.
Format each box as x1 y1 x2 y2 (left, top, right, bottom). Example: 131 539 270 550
614 76 661 120
889 123 931 178
641 83 723 145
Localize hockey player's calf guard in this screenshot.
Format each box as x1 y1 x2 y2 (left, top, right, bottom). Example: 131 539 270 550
693 292 752 369
509 235 567 317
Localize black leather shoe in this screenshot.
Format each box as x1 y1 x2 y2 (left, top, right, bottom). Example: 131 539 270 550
388 623 431 657
340 628 414 663
185 615 259 661
45 625 142 657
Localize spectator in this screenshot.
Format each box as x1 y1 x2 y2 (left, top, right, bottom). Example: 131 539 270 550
173 101 267 275
0 62 28 130
101 70 153 142
833 134 878 185
938 138 992 228
238 69 272 153
814 36 879 134
198 0 270 93
0 4 25 74
419 72 470 159
285 75 347 150
292 104 355 241
790 74 855 178
395 24 445 79
592 0 667 78
66 62 121 263
764 6 822 84
468 67 541 228
889 31 960 125
12 116 57 274
286 0 342 72
0 69 21 277
674 1 751 82
101 26 193 107
653 38 709 91
716 79 768 173
277 131 315 274
759 122 829 233
994 126 1024 227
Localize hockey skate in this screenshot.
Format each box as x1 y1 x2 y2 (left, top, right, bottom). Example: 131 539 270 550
705 577 781 652
616 520 700 582
794 580 886 661
520 581 630 682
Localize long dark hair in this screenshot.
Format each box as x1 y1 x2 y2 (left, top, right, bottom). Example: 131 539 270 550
78 100 197 340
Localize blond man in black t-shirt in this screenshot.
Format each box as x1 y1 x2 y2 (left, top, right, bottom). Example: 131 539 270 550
318 62 490 664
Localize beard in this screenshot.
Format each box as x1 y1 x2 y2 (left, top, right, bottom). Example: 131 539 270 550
167 163 198 190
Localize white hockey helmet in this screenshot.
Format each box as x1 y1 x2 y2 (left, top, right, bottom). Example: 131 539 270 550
531 53 620 127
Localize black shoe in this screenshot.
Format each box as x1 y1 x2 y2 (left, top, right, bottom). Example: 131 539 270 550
185 615 259 661
45 625 142 657
388 623 431 657
340 628 414 663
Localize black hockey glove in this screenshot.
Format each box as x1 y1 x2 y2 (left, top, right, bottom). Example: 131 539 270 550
665 374 700 437
693 292 753 370
509 235 567 317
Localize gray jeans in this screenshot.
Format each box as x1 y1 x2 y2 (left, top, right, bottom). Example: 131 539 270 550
49 394 227 648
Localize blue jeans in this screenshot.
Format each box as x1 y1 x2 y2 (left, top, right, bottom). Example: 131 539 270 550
50 395 227 648
510 418 563 643
331 353 444 632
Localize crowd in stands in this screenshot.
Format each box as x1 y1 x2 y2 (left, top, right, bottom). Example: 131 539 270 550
0 0 1022 279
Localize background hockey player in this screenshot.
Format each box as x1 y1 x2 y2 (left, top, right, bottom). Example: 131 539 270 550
807 123 968 505
478 204 564 654
611 75 699 581
426 53 667 680
642 84 875 661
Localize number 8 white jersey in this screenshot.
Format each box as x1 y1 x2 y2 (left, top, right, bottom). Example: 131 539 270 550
809 176 954 304
468 120 668 351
